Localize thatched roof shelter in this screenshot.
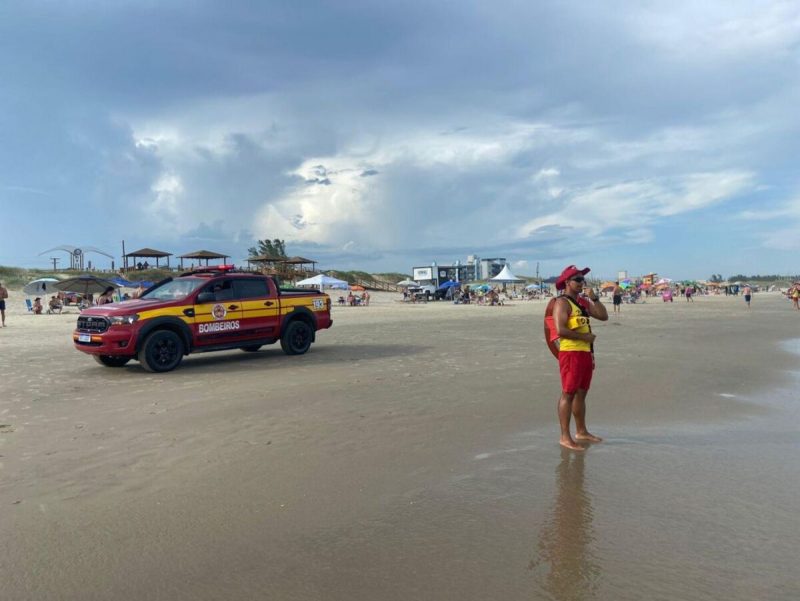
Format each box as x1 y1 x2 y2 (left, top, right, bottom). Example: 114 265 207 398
178 250 229 268
123 247 173 270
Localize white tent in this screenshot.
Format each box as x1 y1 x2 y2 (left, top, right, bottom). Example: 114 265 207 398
490 265 524 283
295 274 349 290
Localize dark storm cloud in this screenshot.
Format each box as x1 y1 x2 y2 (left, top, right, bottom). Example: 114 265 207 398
1 1 798 276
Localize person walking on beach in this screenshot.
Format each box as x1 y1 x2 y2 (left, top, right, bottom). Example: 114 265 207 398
552 265 608 451
743 285 752 309
0 281 8 326
791 283 800 310
685 286 694 302
612 282 623 314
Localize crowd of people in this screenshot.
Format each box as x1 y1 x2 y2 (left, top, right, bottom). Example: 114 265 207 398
338 290 370 306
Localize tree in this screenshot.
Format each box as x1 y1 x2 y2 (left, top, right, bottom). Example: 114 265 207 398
248 238 287 258
709 273 724 283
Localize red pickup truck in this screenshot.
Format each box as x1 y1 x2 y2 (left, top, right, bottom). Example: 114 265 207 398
73 269 333 372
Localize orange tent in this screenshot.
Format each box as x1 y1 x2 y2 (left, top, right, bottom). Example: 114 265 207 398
349 285 366 291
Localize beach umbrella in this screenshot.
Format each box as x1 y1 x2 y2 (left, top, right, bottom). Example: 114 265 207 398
396 279 419 287
437 280 460 289
53 275 119 296
23 278 60 296
349 285 366 291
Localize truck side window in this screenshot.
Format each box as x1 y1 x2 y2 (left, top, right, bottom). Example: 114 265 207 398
205 279 234 302
233 279 270 299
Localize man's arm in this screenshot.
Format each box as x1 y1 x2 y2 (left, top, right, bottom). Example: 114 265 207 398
554 298 596 342
584 288 608 321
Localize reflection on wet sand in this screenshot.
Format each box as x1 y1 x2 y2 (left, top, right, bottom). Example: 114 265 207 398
532 449 600 600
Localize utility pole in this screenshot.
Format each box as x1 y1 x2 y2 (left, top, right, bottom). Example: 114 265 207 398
536 261 540 286
50 257 59 271
121 239 126 272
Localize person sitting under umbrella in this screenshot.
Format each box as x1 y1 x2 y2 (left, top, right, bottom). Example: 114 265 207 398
32 297 43 314
48 295 62 314
97 286 115 305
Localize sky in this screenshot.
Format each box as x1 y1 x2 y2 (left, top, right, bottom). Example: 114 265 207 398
1 0 799 281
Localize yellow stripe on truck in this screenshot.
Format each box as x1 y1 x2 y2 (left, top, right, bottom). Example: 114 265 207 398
137 305 193 323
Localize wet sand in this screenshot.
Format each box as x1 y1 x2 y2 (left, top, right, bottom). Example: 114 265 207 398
1 291 798 600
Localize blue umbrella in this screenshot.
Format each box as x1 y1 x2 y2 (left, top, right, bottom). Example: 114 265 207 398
437 280 460 290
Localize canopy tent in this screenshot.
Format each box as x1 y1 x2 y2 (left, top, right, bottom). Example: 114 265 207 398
525 283 549 290
110 276 154 288
178 250 229 269
490 265 524 283
295 274 349 291
124 247 172 270
23 278 60 296
655 277 672 285
437 280 460 289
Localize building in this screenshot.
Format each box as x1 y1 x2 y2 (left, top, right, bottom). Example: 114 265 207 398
411 256 508 286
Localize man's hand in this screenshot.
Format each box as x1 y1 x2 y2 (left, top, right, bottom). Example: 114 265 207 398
584 333 596 344
584 287 599 301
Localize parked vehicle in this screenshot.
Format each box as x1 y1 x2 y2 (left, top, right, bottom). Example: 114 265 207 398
72 267 333 372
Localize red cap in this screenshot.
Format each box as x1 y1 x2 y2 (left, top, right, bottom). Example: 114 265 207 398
555 265 590 291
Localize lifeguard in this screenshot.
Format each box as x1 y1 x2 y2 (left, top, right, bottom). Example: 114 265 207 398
552 265 608 451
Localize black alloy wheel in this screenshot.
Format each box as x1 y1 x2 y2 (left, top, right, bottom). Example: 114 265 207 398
94 355 132 368
138 330 184 373
280 320 312 355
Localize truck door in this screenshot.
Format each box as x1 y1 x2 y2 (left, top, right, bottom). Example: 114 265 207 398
192 279 244 346
234 278 280 341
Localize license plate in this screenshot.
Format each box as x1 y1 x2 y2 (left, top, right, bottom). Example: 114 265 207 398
78 334 91 343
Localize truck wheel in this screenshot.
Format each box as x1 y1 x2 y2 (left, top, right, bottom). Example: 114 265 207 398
138 330 184 373
241 345 262 352
94 355 131 368
280 320 312 355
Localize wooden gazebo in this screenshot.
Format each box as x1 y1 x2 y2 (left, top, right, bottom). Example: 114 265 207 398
246 255 317 280
282 256 317 273
124 247 173 271
178 250 230 269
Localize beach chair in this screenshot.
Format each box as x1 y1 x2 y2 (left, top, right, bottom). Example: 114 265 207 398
25 299 33 312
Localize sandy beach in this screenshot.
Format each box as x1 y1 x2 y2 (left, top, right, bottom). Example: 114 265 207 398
1 289 798 600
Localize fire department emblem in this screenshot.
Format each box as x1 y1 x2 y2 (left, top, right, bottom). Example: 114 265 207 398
212 304 227 320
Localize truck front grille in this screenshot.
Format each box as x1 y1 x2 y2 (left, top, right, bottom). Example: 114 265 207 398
77 316 109 333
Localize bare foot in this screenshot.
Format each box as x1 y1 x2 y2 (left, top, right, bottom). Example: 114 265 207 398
575 432 603 443
559 439 585 451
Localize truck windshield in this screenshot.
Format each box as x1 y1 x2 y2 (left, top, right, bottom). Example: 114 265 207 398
141 278 206 301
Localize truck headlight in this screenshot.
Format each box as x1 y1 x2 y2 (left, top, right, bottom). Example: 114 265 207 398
108 314 139 326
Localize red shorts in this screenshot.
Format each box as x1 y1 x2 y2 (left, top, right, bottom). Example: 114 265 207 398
558 351 594 393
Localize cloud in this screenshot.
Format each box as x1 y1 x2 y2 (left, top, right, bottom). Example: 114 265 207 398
518 171 755 239
1 1 799 276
